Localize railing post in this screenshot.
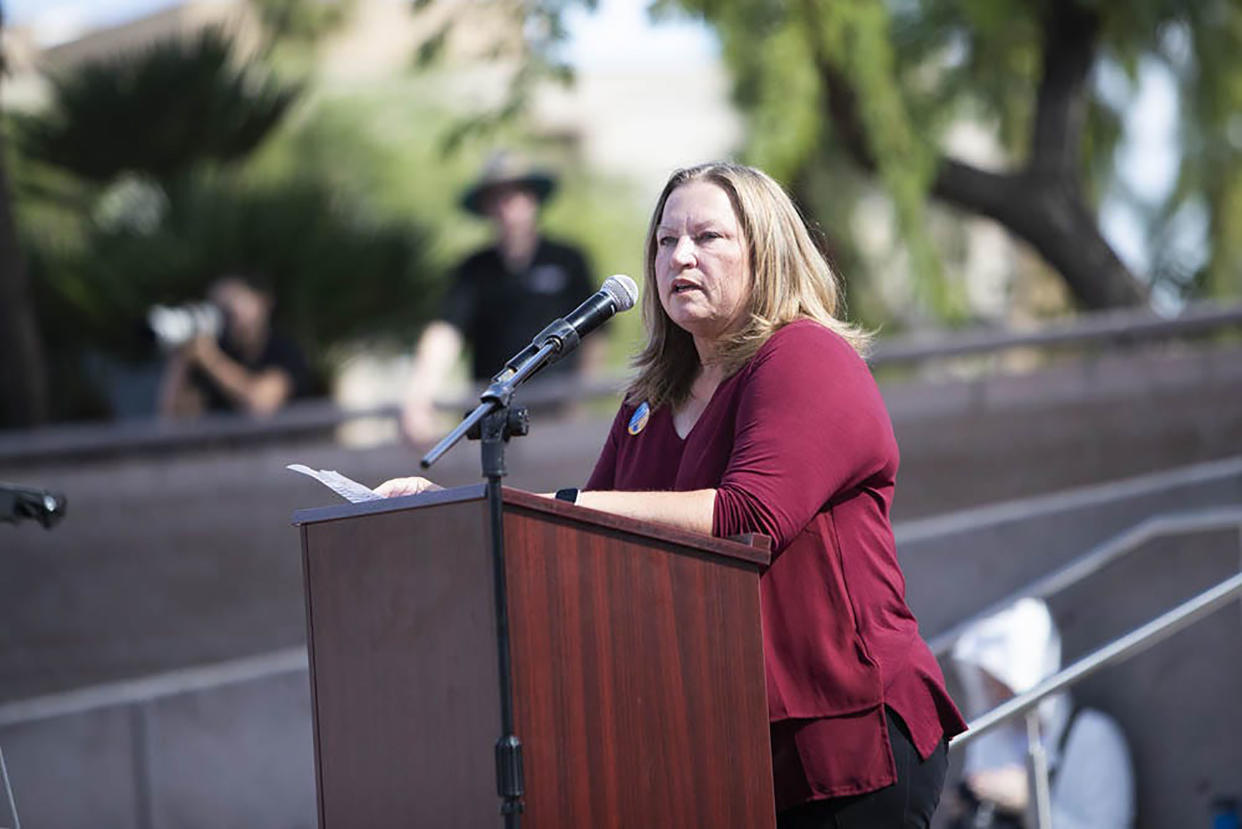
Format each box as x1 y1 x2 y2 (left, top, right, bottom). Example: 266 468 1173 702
954 570 1242 751
0 747 20 829
1236 523 1242 621
131 702 154 829
1024 711 1053 829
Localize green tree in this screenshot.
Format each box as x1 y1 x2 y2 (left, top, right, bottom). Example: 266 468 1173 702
40 173 436 366
0 2 49 427
670 0 1242 311
10 13 448 422
0 120 50 427
251 0 355 45
431 0 1242 315
5 2 377 425
7 27 303 423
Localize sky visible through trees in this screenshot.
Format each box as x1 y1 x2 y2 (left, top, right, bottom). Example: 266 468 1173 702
13 0 1184 298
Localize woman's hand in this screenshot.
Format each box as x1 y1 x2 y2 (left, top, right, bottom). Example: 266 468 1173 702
375 477 445 497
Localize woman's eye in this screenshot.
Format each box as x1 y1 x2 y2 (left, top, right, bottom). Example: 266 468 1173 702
698 231 721 242
658 236 677 247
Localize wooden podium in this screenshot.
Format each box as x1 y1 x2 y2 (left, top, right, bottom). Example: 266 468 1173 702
295 484 775 828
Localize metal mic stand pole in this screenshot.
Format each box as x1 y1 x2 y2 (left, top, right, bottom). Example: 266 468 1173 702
420 340 559 828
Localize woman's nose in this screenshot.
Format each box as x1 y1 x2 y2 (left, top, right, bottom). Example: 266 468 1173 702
672 235 696 265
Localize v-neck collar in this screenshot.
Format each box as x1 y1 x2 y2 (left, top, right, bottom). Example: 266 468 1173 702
668 372 733 441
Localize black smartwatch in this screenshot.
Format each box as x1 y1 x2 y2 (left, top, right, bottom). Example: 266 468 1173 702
554 487 579 504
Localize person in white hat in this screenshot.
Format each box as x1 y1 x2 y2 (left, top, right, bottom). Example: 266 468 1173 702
950 598 1135 828
400 153 602 443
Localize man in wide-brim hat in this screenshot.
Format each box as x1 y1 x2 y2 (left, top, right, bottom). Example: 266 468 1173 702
459 153 558 216
400 152 600 444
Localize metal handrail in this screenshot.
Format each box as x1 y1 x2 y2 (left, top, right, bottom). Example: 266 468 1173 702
867 298 1242 366
0 374 629 466
945 510 1242 829
929 506 1242 658
951 568 1242 749
0 647 307 728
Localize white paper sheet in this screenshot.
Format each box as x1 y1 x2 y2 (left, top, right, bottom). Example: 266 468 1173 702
286 464 383 503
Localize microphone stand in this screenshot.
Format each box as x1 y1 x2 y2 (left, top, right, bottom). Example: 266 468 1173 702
420 338 562 828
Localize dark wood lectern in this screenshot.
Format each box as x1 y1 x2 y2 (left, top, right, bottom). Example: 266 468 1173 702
295 484 775 828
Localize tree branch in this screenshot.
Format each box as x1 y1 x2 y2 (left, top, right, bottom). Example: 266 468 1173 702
932 168 1147 309
1030 0 1100 176
810 5 1147 310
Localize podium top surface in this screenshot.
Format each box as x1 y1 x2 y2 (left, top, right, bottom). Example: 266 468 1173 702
293 484 771 568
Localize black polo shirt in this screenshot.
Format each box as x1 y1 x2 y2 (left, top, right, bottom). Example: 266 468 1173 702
191 329 312 412
440 237 595 380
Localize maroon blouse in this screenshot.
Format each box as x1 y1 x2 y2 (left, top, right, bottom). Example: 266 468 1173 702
585 320 966 809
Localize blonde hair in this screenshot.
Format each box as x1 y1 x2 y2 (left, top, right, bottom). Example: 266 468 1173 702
628 162 870 409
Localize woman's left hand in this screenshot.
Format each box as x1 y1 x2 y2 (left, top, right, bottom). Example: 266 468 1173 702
375 477 445 497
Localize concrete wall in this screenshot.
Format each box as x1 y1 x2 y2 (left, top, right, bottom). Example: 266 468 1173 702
885 340 1242 517
898 457 1242 635
0 420 596 702
2 343 1241 825
6 343 1240 701
3 460 1238 827
0 669 316 829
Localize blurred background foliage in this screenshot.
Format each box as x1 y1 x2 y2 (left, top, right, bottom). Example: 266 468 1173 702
446 0 1242 324
667 0 1242 313
9 19 437 418
5 0 645 423
5 0 1242 425
16 29 299 182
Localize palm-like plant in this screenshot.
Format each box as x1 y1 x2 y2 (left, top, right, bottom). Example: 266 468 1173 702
19 28 299 183
39 172 438 370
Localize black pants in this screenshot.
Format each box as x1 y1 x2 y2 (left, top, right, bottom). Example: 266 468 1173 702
776 708 948 829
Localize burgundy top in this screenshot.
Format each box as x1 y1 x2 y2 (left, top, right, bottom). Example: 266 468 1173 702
586 320 966 809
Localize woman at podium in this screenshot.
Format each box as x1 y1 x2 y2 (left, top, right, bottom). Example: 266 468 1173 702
380 162 966 828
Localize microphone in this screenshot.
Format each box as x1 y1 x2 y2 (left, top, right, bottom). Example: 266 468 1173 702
498 274 639 379
422 274 640 469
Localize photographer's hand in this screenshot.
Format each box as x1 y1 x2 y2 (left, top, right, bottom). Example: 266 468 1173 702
187 335 293 416
185 334 222 367
158 347 204 418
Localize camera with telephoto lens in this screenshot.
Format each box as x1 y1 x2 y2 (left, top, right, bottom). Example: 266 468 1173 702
147 302 223 351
